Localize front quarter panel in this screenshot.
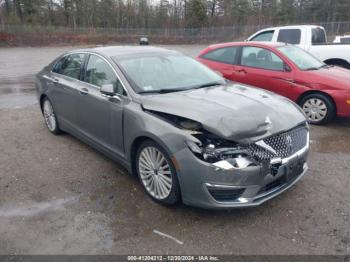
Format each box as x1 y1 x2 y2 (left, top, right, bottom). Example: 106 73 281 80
123 101 191 169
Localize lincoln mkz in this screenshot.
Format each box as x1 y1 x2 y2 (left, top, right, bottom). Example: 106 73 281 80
36 46 309 209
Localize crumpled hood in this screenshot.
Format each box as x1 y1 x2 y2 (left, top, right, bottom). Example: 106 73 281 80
141 83 307 144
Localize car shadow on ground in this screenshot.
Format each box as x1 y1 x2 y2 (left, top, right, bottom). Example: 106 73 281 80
330 117 350 127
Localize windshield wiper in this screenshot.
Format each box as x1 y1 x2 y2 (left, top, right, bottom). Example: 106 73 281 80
138 81 224 94
138 88 188 94
305 64 332 71
193 81 224 89
305 67 319 71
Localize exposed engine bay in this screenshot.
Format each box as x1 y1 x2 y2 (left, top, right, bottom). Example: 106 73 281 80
146 109 308 173
146 109 259 169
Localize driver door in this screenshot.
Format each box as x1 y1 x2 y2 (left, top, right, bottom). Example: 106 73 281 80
233 46 295 98
76 54 127 158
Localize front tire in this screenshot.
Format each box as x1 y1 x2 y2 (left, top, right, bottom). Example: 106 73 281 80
42 98 61 135
136 140 180 205
299 94 335 125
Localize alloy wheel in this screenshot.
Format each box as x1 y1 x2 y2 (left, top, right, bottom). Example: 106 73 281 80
43 100 57 132
138 146 173 200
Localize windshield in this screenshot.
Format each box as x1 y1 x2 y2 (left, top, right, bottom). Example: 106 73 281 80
277 45 325 70
113 54 225 94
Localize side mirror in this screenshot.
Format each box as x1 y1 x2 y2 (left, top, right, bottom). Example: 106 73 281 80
284 63 292 72
100 84 115 96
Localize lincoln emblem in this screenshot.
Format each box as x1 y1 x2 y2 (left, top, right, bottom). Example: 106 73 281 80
286 135 293 154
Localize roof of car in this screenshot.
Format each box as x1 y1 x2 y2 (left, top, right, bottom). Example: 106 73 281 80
70 46 180 57
207 41 287 50
260 25 324 31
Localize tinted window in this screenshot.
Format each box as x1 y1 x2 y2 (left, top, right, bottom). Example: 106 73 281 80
277 29 301 44
241 46 284 71
312 28 326 44
251 31 274 42
85 55 125 95
340 37 350 44
201 47 238 64
53 54 85 79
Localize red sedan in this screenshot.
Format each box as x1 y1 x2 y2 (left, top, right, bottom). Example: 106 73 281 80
197 42 350 124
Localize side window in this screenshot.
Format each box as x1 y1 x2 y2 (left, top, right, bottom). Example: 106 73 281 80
277 29 301 44
53 54 85 80
84 55 126 95
340 37 350 44
251 31 274 42
312 28 326 44
201 47 238 64
241 47 284 71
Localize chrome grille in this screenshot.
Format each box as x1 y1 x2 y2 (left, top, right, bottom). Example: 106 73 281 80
248 125 309 161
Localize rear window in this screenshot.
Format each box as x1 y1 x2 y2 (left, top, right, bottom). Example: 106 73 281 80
277 29 301 44
312 28 326 44
52 54 85 80
201 47 238 65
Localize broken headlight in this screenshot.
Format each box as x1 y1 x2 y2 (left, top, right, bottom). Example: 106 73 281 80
186 133 258 169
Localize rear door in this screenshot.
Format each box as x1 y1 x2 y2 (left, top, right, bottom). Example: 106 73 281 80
49 53 86 128
277 29 303 47
197 46 240 81
76 54 127 157
233 46 295 98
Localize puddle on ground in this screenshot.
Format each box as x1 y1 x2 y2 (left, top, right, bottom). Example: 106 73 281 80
0 75 35 94
0 196 78 218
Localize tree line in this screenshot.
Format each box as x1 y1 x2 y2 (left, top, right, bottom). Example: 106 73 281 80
1 0 350 29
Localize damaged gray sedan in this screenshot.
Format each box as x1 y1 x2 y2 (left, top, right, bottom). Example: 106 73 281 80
36 46 309 209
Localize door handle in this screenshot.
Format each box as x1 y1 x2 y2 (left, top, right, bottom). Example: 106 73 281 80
236 69 247 74
48 77 59 85
79 87 89 95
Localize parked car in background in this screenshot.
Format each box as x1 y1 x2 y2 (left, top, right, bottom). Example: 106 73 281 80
247 25 350 69
36 46 309 209
333 35 350 44
197 42 350 124
139 36 149 45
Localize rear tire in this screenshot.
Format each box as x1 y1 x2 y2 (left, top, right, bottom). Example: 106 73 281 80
299 94 335 125
135 140 181 205
42 97 61 135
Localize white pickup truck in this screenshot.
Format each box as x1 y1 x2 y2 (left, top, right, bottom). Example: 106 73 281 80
247 25 350 69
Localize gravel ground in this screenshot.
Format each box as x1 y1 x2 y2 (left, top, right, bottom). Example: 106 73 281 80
0 45 349 255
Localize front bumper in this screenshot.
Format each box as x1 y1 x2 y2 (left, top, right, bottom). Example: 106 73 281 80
330 91 350 117
174 145 309 209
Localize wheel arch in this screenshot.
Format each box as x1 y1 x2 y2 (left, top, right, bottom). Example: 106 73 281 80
39 94 48 113
129 135 174 176
297 90 337 114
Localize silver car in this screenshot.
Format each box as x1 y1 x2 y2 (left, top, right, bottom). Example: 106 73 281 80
36 46 309 209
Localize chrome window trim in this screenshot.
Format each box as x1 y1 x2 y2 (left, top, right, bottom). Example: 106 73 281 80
50 51 130 98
